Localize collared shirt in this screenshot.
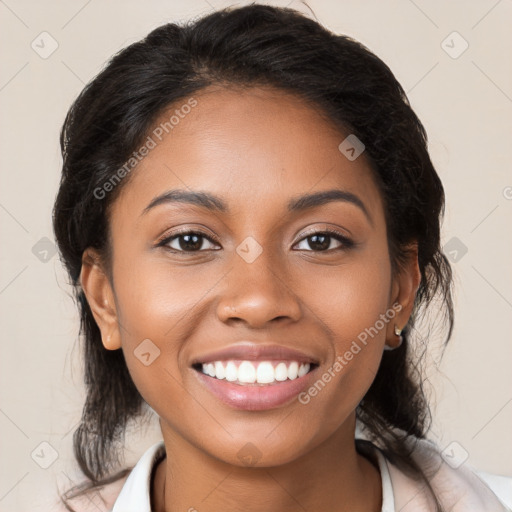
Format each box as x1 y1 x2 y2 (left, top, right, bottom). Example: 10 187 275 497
109 439 512 512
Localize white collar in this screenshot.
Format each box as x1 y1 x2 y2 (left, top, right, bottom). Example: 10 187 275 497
111 440 395 512
112 441 166 512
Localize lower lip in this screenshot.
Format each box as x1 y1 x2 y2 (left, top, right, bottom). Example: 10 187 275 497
193 367 317 411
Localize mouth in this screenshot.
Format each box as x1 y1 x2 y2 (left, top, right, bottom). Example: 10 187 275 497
190 342 320 410
192 359 318 386
191 357 319 411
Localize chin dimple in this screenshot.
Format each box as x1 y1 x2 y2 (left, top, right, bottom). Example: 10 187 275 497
199 360 312 384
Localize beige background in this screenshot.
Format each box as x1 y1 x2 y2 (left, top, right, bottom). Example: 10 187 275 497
1 0 511 510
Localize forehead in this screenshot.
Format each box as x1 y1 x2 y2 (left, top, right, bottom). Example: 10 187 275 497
111 85 384 225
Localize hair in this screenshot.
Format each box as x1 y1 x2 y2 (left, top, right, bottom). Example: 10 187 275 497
53 3 454 511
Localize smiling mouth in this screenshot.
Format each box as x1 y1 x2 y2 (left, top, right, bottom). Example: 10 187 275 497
192 360 318 386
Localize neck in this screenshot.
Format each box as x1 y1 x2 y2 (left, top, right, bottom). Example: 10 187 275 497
151 417 382 512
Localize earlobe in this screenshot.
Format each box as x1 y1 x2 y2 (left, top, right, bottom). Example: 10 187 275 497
79 248 122 350
386 243 421 349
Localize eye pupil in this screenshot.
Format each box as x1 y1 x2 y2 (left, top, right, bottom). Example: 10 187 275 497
308 234 330 251
179 234 202 251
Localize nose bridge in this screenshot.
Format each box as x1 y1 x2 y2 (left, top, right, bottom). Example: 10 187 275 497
216 237 301 326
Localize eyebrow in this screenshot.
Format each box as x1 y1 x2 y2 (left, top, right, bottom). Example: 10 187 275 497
141 188 372 224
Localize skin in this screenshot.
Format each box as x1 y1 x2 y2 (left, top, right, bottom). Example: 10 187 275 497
80 85 421 512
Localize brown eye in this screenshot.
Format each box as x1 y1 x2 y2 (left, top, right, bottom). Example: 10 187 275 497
159 231 220 252
294 229 354 252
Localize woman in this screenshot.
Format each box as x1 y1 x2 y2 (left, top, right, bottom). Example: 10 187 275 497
53 4 511 511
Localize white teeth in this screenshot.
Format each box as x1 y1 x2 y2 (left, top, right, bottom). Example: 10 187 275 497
214 361 225 380
275 362 289 381
200 360 312 384
225 361 238 382
298 363 309 378
205 363 215 377
256 361 275 384
287 361 299 380
238 361 256 383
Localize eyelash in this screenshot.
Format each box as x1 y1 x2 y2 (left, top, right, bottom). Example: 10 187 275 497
156 227 355 254
297 227 355 251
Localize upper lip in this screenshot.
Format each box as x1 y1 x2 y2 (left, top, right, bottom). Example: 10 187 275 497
190 342 320 366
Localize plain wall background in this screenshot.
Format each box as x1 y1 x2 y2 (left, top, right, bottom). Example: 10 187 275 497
1 0 511 510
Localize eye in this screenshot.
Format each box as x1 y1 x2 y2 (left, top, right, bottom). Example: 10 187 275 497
157 230 220 252
294 228 354 252
156 228 353 253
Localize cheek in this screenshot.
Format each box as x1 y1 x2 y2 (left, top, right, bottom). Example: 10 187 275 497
296 247 392 415
113 251 218 340
109 252 200 401
304 244 392 350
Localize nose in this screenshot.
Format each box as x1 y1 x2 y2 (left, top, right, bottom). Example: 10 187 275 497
216 249 302 328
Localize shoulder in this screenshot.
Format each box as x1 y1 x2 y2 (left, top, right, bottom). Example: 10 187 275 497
54 441 165 512
52 472 130 512
476 470 512 510
385 437 512 511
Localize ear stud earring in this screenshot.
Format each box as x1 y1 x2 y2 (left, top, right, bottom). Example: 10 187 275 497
384 324 403 351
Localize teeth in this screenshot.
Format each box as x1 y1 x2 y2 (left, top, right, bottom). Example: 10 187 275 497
298 363 309 378
225 361 237 382
256 361 275 384
200 360 311 384
238 361 256 383
287 361 299 380
205 363 215 377
214 361 225 380
275 362 288 381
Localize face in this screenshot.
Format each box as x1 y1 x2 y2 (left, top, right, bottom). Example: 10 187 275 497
82 85 418 467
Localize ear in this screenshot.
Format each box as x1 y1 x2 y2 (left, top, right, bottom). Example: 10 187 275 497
385 242 421 349
79 248 122 350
